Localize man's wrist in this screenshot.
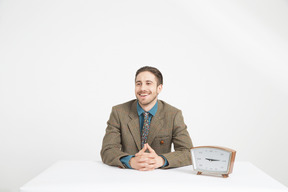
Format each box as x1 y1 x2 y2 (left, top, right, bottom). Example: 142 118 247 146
159 155 168 168
120 155 134 169
129 156 135 169
157 155 164 167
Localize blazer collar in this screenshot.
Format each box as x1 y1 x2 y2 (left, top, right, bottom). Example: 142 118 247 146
128 99 164 120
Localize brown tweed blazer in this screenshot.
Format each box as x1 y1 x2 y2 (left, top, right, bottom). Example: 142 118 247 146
100 99 193 168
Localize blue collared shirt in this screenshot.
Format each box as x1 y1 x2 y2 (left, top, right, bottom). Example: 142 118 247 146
137 101 158 132
120 101 168 168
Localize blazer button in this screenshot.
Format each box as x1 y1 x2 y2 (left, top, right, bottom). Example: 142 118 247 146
160 140 164 144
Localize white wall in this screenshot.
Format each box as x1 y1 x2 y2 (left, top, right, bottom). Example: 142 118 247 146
1 0 288 191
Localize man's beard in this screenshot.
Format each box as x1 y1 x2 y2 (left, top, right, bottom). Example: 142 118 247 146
137 92 158 106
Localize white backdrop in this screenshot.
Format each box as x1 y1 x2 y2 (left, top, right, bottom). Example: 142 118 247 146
1 0 288 191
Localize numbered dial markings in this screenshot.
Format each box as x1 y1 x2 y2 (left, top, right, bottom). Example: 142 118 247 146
192 148 231 173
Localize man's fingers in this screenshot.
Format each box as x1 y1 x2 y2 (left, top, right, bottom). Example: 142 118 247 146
139 164 155 171
147 159 157 165
146 143 156 153
133 160 155 171
143 143 148 150
138 157 148 163
136 144 148 156
131 154 158 171
139 168 155 171
139 155 156 165
138 152 155 158
135 150 146 156
136 152 151 158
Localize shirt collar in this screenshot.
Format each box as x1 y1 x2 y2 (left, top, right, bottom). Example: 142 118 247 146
137 101 158 116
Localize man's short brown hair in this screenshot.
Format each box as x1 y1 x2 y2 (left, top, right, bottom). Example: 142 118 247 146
135 66 163 86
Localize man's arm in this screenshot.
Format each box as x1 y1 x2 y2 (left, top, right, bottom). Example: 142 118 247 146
161 110 193 168
100 106 129 168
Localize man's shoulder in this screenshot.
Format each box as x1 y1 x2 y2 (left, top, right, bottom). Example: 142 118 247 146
158 100 181 113
112 99 136 111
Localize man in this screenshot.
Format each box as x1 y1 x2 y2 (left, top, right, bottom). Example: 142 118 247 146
101 66 193 170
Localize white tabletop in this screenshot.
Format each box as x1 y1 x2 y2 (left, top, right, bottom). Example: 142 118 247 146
20 161 288 192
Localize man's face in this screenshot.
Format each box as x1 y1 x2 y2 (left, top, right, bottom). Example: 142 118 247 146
135 71 162 108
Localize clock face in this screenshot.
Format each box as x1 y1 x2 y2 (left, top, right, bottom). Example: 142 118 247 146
191 147 232 174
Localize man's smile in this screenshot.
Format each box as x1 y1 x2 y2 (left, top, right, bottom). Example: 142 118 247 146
138 92 151 98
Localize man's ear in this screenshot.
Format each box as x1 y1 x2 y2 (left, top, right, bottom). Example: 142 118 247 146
157 84 163 94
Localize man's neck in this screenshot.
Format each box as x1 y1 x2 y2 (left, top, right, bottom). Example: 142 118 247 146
139 99 158 112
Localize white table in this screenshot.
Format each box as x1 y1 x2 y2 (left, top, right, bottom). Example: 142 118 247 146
20 161 288 192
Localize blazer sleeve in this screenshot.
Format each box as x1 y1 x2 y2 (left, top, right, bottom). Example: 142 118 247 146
161 110 193 168
100 106 129 168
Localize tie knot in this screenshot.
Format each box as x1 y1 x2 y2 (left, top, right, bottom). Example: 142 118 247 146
144 112 149 118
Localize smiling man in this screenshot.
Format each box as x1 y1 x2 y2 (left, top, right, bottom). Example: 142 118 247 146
101 66 193 170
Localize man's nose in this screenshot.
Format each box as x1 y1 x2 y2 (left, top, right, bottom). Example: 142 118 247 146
140 84 147 91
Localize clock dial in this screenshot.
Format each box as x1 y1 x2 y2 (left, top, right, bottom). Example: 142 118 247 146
192 148 231 173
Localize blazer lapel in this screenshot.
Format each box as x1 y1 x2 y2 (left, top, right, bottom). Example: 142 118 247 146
147 101 164 145
127 100 141 151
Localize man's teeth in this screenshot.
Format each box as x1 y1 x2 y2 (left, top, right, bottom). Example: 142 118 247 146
140 94 148 96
